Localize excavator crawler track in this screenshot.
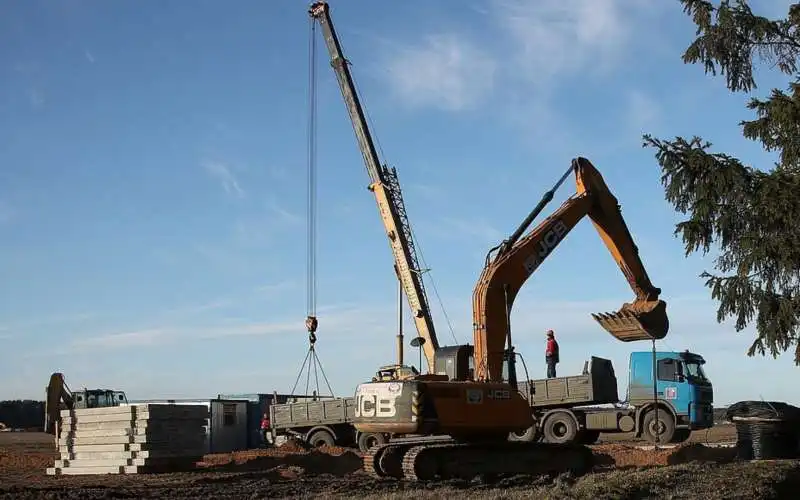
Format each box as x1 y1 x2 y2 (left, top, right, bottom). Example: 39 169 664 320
362 443 391 479
370 441 594 482
364 442 419 479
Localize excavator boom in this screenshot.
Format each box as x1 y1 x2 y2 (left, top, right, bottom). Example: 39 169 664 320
473 157 668 381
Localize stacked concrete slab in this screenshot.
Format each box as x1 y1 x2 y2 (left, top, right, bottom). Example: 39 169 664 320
47 403 210 475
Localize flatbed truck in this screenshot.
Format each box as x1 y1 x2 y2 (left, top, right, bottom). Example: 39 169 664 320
512 350 714 444
269 350 713 450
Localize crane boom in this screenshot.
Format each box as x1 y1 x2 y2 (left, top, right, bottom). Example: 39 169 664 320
309 2 439 370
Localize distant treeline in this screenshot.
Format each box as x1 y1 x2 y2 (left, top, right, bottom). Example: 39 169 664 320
0 400 45 430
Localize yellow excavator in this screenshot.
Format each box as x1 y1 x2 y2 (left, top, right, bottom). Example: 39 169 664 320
308 1 668 481
44 373 128 436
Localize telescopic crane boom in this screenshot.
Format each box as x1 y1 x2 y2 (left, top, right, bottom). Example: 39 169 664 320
309 1 439 371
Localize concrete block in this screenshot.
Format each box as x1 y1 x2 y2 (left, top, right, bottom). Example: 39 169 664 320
60 404 209 419
60 419 209 432
46 461 199 475
49 403 210 475
56 441 206 453
60 421 207 434
53 456 201 468
59 433 208 446
60 448 207 460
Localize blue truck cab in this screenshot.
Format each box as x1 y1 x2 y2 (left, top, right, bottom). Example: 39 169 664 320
628 350 714 441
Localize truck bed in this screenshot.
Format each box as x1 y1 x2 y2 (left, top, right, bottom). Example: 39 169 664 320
270 397 355 429
518 356 619 409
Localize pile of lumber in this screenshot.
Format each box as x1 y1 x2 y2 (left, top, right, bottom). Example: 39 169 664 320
47 403 209 475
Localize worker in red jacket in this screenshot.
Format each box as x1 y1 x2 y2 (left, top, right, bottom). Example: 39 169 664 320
545 329 559 378
260 412 273 447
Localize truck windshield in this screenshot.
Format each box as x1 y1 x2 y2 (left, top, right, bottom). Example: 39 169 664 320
683 361 708 381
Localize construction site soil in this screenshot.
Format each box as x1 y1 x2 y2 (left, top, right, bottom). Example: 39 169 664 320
2 427 798 499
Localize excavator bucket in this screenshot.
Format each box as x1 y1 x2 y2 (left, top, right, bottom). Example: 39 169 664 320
591 299 668 342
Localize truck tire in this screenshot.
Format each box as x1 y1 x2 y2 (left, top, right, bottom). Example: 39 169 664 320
357 432 387 452
508 425 539 442
307 429 335 448
543 412 578 444
642 409 675 444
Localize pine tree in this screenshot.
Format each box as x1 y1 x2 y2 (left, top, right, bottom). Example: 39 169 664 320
643 0 800 363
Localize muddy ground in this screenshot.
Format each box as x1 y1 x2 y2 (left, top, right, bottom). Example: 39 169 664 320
2 426 798 499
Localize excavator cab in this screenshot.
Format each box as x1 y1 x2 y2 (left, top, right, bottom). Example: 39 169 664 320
373 364 420 381
433 345 522 387
76 389 128 409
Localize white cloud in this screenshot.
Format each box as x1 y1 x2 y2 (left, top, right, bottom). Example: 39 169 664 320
23 302 395 357
266 198 303 225
384 33 496 111
12 292 797 404
493 0 630 88
625 89 661 134
1 312 98 331
84 50 95 64
162 299 232 317
380 0 655 129
71 328 166 349
203 161 245 198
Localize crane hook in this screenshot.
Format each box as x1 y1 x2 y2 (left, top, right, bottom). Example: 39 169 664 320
305 315 318 344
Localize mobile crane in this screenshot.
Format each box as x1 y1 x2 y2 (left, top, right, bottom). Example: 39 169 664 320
308 1 669 481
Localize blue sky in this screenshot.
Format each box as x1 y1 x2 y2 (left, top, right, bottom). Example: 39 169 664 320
1 0 797 406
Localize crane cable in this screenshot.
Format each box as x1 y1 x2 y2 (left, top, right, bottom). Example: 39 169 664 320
306 14 318 339
291 17 334 399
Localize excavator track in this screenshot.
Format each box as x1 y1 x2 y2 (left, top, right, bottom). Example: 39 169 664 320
363 442 419 479
368 441 595 482
362 443 391 479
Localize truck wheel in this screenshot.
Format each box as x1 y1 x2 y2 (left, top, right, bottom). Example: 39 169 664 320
307 430 335 448
357 432 386 452
579 430 600 444
642 409 675 444
508 425 539 442
543 412 578 444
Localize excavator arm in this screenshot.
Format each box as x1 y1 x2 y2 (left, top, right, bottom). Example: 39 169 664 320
473 157 668 381
44 372 73 435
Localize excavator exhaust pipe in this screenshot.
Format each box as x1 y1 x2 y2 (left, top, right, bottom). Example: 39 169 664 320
591 299 668 342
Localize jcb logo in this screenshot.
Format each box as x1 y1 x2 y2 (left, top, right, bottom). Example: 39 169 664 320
523 220 568 275
355 394 398 418
487 389 511 400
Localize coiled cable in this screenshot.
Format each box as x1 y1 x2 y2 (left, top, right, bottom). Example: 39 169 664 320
725 401 800 460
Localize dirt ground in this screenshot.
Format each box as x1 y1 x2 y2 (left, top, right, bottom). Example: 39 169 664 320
1 426 797 499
